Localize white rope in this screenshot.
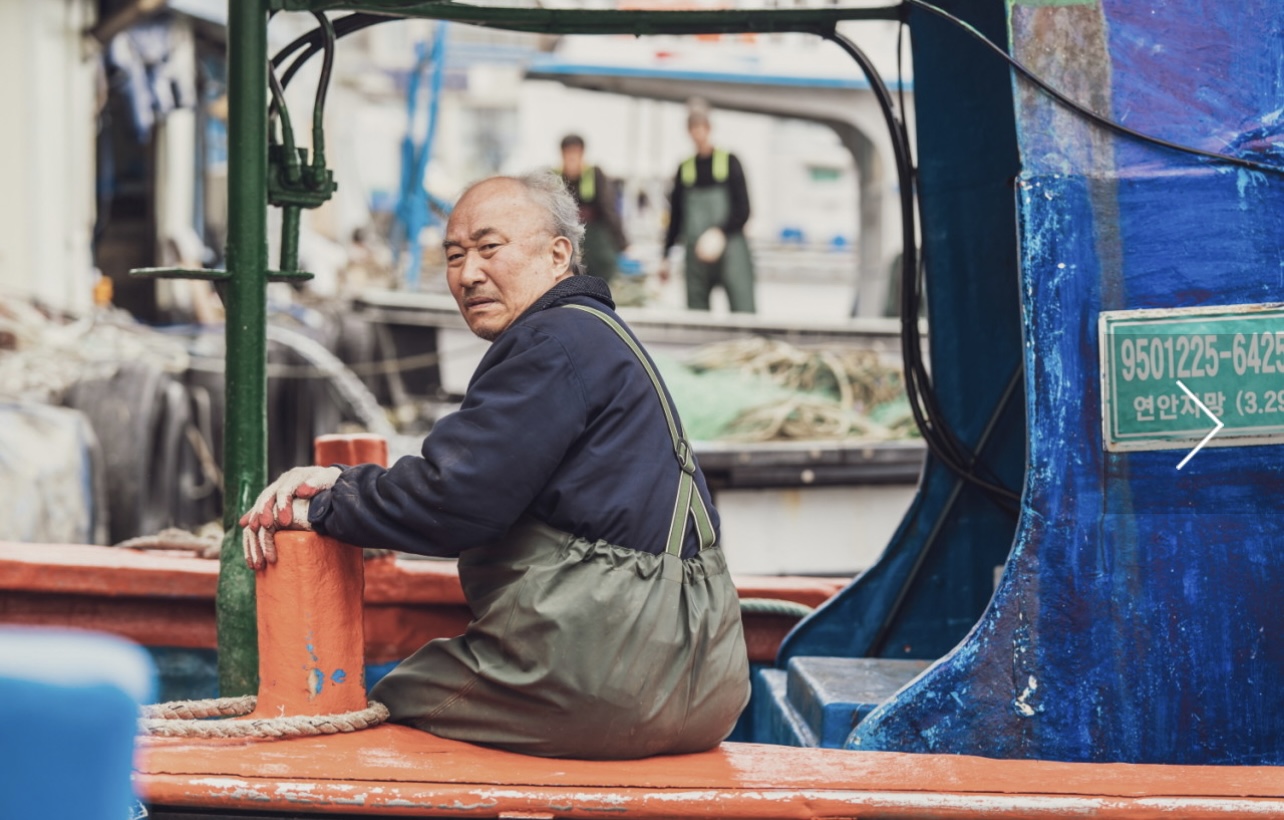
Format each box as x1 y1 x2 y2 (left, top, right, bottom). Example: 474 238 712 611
140 696 389 739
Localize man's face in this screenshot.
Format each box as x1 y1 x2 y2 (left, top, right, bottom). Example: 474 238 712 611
561 145 584 177
688 121 712 152
444 179 573 341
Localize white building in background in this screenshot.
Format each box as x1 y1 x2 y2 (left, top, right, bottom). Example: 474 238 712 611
304 13 913 317
0 0 99 315
0 3 911 320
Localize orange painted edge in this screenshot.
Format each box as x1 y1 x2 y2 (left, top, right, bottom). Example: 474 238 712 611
0 542 218 598
136 726 1284 797
1 542 844 608
1 543 832 661
134 773 1284 819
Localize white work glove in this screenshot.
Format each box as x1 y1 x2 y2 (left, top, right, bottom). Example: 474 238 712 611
240 465 341 570
694 227 727 264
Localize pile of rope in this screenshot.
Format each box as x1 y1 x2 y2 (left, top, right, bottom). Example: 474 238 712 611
0 299 190 404
115 524 224 558
683 337 915 443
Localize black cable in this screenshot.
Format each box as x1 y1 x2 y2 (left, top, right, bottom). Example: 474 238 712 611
824 29 1021 514
267 60 300 181
306 11 336 169
904 0 1284 177
276 14 393 90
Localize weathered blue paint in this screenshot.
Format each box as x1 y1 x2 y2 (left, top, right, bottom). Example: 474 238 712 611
140 649 398 702
308 667 324 697
849 0 1284 764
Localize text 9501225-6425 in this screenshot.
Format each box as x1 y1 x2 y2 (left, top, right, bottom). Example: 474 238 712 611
1100 305 1284 452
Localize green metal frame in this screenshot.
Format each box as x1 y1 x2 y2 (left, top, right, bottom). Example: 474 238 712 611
210 0 906 692
206 0 270 695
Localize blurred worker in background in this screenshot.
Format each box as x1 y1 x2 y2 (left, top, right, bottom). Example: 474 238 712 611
659 100 756 313
559 134 628 284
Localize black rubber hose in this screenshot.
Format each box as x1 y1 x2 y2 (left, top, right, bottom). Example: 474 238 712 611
824 27 1021 511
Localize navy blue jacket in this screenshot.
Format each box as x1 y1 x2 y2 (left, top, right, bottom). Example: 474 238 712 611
308 276 719 559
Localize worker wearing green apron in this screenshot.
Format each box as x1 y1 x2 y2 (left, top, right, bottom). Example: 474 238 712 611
559 134 627 283
660 105 756 312
243 173 750 760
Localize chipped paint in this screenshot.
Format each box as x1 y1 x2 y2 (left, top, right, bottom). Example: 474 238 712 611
253 532 367 719
1014 675 1039 718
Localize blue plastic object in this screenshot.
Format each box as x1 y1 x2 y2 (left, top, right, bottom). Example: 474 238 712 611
754 658 929 747
392 23 452 290
0 628 156 819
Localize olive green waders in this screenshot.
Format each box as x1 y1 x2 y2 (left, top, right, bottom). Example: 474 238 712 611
581 221 619 283
562 166 619 283
681 186 756 313
370 305 750 759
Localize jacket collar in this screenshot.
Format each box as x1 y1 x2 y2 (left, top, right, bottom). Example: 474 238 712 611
515 275 615 326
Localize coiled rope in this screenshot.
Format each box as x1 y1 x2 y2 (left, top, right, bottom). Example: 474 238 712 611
140 696 389 739
683 337 915 443
739 597 815 619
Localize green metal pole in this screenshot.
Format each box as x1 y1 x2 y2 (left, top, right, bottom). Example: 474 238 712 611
218 0 268 696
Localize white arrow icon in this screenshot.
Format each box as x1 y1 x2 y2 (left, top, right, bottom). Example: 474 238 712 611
1175 380 1224 470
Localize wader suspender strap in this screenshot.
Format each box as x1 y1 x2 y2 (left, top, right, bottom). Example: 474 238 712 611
679 150 729 187
562 304 716 557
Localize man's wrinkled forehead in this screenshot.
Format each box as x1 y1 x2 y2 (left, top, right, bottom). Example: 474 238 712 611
446 179 540 243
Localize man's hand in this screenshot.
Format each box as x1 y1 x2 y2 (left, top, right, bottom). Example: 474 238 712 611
240 465 341 569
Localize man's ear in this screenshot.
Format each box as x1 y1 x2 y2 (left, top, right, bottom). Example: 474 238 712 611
550 235 573 277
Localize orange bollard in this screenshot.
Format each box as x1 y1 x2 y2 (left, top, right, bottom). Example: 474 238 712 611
314 433 388 469
252 531 366 718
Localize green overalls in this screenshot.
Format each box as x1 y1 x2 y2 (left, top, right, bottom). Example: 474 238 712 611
565 166 620 283
370 305 750 760
679 150 756 313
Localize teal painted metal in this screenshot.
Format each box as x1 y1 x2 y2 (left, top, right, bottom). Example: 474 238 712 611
266 44 338 274
776 0 1025 669
217 0 269 697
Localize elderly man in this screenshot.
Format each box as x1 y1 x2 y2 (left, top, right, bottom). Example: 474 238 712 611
241 172 749 760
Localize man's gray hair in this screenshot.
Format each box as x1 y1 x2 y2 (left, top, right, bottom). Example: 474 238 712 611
516 170 586 275
456 172 586 274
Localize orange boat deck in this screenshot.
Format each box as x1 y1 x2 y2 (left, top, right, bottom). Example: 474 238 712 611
0 541 843 664
137 726 1284 818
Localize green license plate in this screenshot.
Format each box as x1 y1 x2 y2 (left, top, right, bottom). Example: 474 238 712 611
1099 303 1284 452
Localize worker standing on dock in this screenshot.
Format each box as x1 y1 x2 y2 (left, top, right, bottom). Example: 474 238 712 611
558 134 628 283
659 99 756 313
241 172 749 760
